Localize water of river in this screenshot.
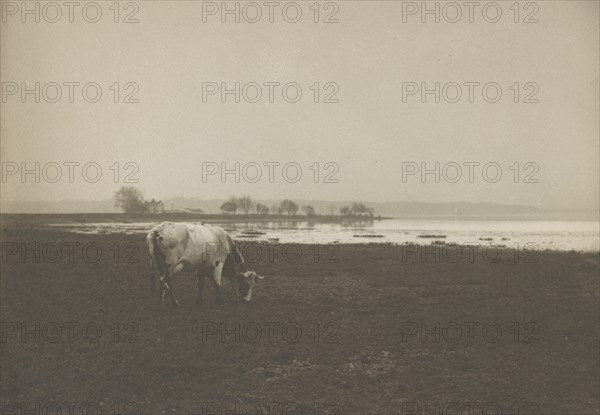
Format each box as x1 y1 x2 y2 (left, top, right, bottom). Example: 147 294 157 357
49 219 600 252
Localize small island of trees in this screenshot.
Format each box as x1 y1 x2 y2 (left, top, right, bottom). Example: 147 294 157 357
220 195 376 218
113 186 378 219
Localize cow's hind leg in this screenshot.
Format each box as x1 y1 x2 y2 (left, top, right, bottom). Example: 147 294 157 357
165 274 180 307
222 257 239 300
196 269 205 305
212 279 223 303
158 276 166 305
211 261 225 304
159 273 180 307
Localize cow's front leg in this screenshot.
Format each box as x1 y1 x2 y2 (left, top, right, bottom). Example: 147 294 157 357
149 260 156 296
228 275 239 300
196 270 205 305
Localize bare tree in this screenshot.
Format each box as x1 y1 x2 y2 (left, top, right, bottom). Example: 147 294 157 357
280 199 299 215
256 203 269 215
302 205 315 216
220 196 239 214
237 195 254 215
350 202 374 216
339 206 351 216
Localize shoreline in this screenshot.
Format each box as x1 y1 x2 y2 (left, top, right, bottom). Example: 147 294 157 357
2 215 598 253
2 227 599 255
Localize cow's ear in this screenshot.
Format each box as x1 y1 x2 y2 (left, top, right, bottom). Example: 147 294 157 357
255 274 265 280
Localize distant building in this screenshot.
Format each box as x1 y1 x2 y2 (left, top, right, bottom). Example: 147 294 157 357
146 199 165 213
185 208 205 214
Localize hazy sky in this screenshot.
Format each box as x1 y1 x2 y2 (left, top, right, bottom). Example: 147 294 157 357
1 1 598 210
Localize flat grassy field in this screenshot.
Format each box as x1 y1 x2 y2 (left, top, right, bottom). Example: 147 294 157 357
1 220 598 414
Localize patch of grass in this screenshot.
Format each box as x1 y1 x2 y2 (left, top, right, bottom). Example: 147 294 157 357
0 222 598 414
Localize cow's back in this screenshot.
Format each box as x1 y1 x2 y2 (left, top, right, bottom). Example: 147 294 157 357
186 223 234 265
148 222 240 272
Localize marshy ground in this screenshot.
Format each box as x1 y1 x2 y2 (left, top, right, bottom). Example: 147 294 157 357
1 218 598 414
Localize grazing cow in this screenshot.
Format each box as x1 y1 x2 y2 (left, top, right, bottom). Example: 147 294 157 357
147 221 264 306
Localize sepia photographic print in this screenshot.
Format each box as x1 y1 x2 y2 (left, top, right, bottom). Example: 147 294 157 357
1 1 599 414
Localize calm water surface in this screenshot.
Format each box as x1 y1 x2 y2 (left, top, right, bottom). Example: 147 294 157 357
49 219 600 252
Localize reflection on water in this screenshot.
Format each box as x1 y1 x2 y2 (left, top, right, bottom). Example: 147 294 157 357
48 219 600 252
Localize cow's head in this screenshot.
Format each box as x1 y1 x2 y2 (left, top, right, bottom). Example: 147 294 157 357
237 271 265 302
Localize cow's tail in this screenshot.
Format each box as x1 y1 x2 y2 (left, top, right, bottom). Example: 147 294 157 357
150 231 167 273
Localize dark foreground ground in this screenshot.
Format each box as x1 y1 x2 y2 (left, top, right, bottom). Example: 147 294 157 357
0 225 598 415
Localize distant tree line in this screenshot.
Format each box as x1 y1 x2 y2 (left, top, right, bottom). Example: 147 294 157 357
221 196 375 217
221 196 302 216
113 187 376 217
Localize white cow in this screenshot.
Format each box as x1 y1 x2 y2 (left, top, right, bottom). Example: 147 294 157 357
147 221 264 306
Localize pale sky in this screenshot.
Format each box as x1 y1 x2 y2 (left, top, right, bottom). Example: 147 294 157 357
1 1 598 210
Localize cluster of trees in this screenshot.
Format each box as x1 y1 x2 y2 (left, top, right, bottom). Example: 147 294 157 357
220 196 253 215
221 197 374 217
221 196 308 216
338 202 374 217
114 186 148 213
